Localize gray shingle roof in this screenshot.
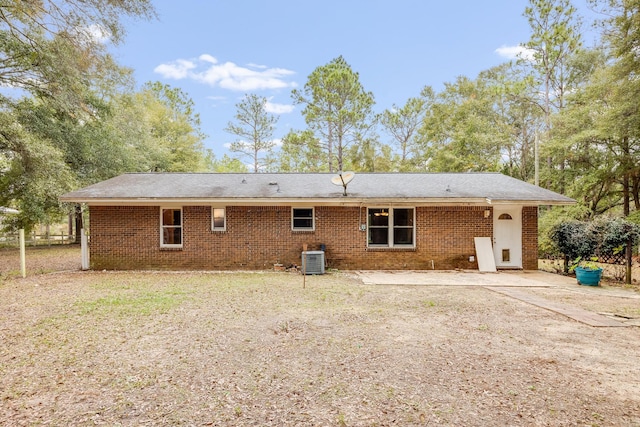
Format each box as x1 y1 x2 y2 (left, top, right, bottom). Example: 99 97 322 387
60 172 575 205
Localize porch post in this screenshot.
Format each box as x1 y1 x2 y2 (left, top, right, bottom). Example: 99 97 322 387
81 228 89 270
19 229 26 278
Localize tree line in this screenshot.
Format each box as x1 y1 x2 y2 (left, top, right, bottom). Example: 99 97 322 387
0 0 213 232
1 0 640 234
227 1 640 220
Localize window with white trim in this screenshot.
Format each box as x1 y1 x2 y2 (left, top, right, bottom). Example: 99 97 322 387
292 207 314 231
161 207 182 248
368 208 415 247
212 207 226 231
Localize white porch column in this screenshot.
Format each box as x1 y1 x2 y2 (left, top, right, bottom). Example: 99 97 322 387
81 228 89 270
19 228 26 278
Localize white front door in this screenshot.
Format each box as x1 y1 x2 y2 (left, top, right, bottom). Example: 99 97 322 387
493 206 522 269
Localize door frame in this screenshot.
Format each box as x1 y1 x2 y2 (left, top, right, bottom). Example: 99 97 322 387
492 205 523 269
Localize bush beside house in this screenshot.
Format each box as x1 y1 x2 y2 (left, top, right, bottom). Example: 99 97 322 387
549 217 640 277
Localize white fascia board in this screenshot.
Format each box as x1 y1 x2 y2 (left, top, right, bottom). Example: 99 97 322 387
65 197 574 207
72 197 490 207
486 198 575 206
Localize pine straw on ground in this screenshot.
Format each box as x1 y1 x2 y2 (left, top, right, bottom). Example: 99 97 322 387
0 245 82 279
1 248 640 426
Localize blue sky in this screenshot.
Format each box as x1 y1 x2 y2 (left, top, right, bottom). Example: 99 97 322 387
112 0 597 160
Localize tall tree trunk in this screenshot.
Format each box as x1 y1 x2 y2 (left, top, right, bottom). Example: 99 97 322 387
544 73 552 190
559 154 565 194
327 124 334 173
254 147 259 173
631 173 640 210
622 160 633 285
74 204 83 244
336 123 344 172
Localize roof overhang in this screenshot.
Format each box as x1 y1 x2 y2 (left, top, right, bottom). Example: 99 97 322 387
59 196 575 207
485 198 575 206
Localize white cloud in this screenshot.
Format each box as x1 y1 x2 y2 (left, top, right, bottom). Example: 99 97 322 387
74 24 110 45
265 100 295 114
154 54 296 92
85 24 110 43
199 54 217 64
154 59 197 79
495 45 536 61
195 62 295 91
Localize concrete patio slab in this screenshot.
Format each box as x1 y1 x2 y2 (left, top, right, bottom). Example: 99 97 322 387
355 270 565 288
354 270 638 327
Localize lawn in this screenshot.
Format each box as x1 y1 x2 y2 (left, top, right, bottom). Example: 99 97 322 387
1 247 640 426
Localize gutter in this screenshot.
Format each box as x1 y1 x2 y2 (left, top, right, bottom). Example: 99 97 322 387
59 196 576 207
485 198 575 206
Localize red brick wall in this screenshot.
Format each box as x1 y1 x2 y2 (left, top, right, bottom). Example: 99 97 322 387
522 206 539 270
88 205 538 270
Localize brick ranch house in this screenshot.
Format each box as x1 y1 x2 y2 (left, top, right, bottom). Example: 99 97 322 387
60 172 574 271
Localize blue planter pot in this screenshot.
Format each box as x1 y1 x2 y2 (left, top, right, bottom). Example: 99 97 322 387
575 266 603 286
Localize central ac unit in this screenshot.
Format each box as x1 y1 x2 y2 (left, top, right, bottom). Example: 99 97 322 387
301 251 325 275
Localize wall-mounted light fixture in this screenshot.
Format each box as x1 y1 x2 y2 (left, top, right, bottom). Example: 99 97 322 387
484 209 491 218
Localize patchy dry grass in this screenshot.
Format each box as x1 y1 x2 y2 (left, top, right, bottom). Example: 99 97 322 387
0 245 81 281
1 248 640 425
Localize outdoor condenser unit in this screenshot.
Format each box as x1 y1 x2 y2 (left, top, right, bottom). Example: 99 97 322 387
301 251 325 275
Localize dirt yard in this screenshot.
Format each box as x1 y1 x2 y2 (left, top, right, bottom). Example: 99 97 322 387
1 247 640 426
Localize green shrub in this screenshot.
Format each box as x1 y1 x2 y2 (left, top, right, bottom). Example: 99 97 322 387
549 220 597 261
589 216 640 257
538 205 590 258
548 216 640 269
